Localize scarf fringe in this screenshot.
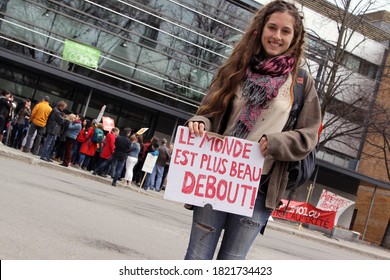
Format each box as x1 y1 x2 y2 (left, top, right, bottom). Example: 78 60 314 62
242 80 267 105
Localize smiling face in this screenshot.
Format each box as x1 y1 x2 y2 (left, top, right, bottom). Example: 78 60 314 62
261 11 295 58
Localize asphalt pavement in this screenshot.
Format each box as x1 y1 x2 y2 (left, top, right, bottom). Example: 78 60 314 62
1 143 389 260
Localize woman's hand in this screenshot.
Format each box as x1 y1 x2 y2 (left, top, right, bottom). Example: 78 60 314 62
259 136 268 157
188 121 205 137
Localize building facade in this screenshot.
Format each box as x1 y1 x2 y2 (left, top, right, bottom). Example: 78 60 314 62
1 0 389 245
0 0 257 142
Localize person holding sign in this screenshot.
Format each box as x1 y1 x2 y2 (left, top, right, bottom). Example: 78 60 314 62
93 127 132 187
184 0 321 260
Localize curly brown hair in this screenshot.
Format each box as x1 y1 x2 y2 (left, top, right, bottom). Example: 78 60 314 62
196 0 305 117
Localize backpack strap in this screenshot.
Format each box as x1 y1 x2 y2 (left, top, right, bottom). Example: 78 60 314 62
282 68 308 212
283 68 308 131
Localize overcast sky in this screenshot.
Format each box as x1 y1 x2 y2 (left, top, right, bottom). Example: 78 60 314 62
254 0 390 12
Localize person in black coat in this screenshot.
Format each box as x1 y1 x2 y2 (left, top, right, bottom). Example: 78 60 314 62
0 89 13 145
40 101 67 161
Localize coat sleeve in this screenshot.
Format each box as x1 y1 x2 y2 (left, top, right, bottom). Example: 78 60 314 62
53 109 65 126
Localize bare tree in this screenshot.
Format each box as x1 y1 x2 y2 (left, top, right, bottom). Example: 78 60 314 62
299 0 390 175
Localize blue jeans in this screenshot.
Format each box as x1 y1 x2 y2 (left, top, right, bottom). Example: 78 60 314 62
95 156 118 177
112 158 126 184
10 123 24 148
146 164 164 191
40 134 57 159
71 141 82 164
144 171 154 190
184 193 272 260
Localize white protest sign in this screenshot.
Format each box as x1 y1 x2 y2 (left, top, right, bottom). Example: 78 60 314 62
96 105 106 122
316 189 355 225
164 126 264 217
142 153 158 174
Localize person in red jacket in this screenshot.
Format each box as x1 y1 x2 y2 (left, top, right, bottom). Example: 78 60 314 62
73 120 97 169
94 127 119 177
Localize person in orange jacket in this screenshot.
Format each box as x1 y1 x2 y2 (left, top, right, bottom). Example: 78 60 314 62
22 96 52 154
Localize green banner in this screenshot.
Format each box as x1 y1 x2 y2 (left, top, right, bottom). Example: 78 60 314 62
62 39 100 68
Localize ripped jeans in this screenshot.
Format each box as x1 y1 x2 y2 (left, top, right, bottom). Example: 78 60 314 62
184 193 272 260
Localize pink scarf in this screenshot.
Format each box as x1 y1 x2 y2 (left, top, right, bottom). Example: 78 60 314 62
231 54 295 138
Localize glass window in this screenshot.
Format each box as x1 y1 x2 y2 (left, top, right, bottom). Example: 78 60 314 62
342 53 360 73
139 15 160 49
359 60 378 80
0 78 34 100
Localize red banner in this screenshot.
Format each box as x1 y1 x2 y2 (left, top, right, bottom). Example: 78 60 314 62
272 199 336 229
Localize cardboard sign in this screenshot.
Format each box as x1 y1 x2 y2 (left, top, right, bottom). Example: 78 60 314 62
164 126 264 217
102 116 115 131
136 128 149 135
272 199 336 229
142 153 158 173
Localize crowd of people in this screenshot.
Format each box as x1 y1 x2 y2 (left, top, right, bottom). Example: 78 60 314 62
0 90 173 190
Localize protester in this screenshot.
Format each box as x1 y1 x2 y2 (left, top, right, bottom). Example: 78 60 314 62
148 138 171 192
60 114 82 167
10 98 31 149
93 127 132 187
53 110 73 162
124 134 141 186
71 118 89 165
94 127 120 177
73 119 98 170
89 123 105 171
184 0 321 260
133 136 158 186
160 142 173 190
22 96 52 154
0 90 14 145
131 134 145 186
39 101 68 162
142 141 159 191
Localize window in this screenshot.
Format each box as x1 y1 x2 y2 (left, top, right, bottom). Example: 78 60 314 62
359 60 378 80
342 53 361 73
139 15 161 49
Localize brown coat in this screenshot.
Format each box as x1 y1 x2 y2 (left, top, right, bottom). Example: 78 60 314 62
188 71 321 209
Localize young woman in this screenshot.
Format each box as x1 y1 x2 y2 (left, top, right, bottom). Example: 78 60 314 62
10 99 31 149
124 134 141 186
184 0 321 260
